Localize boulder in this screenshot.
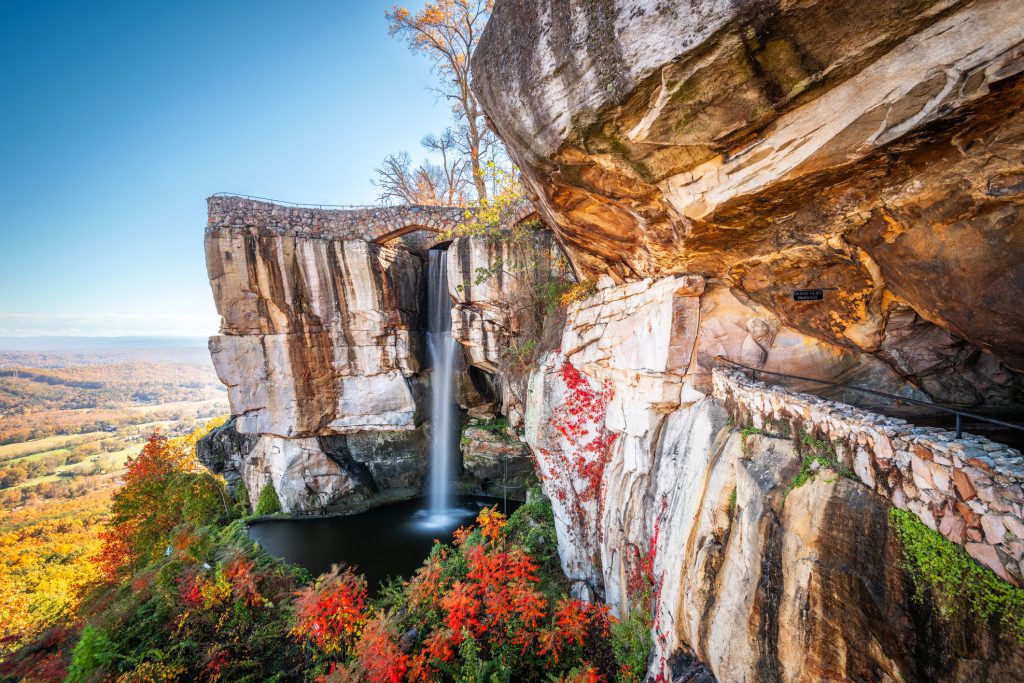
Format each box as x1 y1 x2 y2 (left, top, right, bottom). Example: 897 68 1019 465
473 0 1024 403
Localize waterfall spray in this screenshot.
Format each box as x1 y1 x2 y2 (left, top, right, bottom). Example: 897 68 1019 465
427 249 457 518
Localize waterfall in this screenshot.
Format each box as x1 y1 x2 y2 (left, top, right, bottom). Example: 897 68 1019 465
427 249 457 517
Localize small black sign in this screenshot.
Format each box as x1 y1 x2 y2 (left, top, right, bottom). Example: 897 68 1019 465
792 288 825 301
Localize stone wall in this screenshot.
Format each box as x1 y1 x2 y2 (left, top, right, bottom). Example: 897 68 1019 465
714 367 1024 585
207 195 470 243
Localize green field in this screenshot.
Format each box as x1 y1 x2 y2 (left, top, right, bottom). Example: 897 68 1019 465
0 432 104 461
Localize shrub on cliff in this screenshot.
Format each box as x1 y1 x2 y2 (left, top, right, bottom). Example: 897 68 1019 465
891 507 1024 640
255 482 283 515
97 428 230 578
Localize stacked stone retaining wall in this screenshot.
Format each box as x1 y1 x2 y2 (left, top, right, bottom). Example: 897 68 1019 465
713 367 1024 585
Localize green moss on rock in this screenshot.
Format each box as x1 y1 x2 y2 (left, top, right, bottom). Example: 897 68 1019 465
890 507 1024 640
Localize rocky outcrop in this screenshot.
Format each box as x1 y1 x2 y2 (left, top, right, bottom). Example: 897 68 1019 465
524 275 1024 680
203 198 531 513
195 416 259 497
459 420 535 499
447 231 566 425
206 218 426 437
473 0 1024 405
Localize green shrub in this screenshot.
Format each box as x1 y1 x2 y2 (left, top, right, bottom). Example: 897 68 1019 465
786 431 855 495
66 625 118 682
890 507 1024 640
611 587 653 683
504 487 565 593
254 483 282 516
233 481 251 515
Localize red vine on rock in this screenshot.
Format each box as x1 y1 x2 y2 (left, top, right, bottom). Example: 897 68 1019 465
540 361 618 546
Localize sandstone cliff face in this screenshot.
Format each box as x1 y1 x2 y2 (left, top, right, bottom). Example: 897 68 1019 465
475 8 1024 672
473 0 1024 405
524 278 1024 681
447 232 565 426
203 199 534 512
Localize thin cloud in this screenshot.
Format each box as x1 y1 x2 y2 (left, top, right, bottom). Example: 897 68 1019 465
0 311 220 337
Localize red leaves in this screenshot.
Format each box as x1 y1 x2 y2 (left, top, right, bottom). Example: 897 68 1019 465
540 360 617 540
539 598 612 664
354 616 408 683
559 663 606 683
440 580 483 635
224 557 264 607
306 507 615 681
291 567 369 656
179 571 205 608
407 555 443 611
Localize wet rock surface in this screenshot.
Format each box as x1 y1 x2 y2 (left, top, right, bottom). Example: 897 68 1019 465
458 421 534 500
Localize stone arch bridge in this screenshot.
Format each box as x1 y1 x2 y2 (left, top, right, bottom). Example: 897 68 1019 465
207 194 531 244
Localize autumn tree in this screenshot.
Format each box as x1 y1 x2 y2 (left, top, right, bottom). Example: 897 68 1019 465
98 432 227 577
386 0 496 202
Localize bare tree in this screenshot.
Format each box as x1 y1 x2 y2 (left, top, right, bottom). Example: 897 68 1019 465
373 147 466 206
374 151 422 205
387 0 495 202
422 128 469 205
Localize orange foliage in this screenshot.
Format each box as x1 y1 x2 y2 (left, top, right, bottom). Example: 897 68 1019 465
291 567 369 656
353 615 409 683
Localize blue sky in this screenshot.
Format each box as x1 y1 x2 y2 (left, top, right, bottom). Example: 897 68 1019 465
0 0 451 336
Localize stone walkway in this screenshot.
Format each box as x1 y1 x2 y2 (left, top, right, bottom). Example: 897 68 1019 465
713 367 1024 585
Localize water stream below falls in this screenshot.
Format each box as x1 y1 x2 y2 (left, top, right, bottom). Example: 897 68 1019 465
248 496 519 591
427 248 458 520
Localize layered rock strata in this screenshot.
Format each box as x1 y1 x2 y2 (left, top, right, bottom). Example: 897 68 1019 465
525 275 1024 681
447 232 565 425
203 197 531 512
473 0 1024 405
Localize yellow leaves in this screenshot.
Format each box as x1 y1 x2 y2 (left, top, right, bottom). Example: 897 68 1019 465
0 488 109 655
559 282 597 308
477 506 506 543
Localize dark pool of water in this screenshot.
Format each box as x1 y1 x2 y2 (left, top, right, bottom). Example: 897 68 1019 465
247 495 520 590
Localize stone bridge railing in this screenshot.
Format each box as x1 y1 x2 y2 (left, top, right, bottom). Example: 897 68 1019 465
712 367 1024 585
206 195 537 245
207 195 473 243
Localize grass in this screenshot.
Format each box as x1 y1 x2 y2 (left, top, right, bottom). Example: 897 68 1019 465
0 433 105 462
463 416 516 444
891 507 1024 640
785 431 856 496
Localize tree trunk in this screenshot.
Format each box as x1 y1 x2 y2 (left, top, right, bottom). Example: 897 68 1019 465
467 115 488 202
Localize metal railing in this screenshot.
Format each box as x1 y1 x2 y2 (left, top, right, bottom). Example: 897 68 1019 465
715 356 1024 440
209 192 385 210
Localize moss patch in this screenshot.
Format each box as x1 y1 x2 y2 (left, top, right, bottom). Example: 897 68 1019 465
786 431 855 495
891 507 1024 641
